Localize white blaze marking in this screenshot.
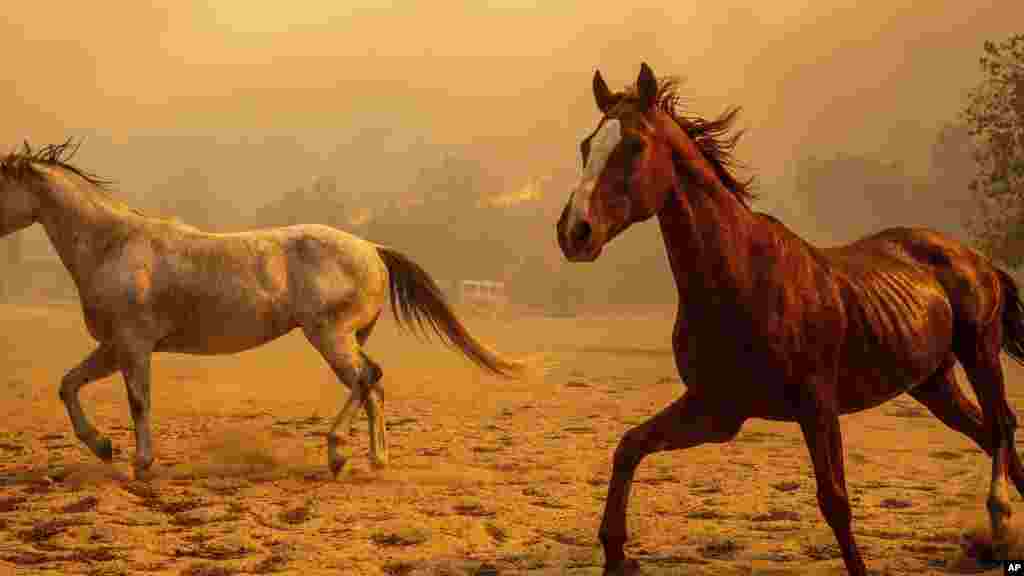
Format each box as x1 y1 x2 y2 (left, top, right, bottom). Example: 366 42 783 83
570 119 622 220
580 118 622 184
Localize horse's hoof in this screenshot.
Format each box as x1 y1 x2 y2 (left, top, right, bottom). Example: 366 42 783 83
328 457 348 479
133 455 155 481
95 437 114 462
604 558 641 576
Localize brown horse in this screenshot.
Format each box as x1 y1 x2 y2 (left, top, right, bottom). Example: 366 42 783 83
556 62 1024 575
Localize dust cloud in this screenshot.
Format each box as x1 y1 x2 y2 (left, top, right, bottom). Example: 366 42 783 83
1 1 1021 308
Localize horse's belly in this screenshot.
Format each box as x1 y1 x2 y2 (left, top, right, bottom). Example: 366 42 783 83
837 382 910 415
835 351 942 414
156 306 296 355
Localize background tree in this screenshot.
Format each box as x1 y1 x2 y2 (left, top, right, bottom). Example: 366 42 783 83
963 33 1024 265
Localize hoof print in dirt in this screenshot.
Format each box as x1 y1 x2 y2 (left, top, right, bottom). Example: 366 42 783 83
67 546 119 563
181 562 239 576
752 550 795 562
531 498 569 509
61 495 99 513
23 479 53 495
388 417 418 430
770 481 800 493
381 561 417 575
172 508 224 527
474 563 499 576
122 481 159 500
803 542 843 560
698 537 745 560
278 502 314 525
151 497 205 516
879 498 913 509
484 522 508 543
635 474 677 486
546 530 588 546
86 561 130 576
176 537 252 561
687 509 725 520
751 510 800 522
0 495 28 512
371 526 431 547
690 486 721 496
251 553 291 574
2 550 50 566
18 518 85 543
452 500 495 518
643 554 709 567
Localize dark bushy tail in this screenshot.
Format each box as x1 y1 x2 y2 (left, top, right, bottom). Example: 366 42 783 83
997 268 1024 365
375 245 524 378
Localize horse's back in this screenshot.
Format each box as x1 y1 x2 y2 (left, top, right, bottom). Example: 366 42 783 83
146 223 386 353
823 227 1000 329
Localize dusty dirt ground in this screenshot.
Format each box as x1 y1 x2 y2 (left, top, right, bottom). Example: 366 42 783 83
1 301 1022 575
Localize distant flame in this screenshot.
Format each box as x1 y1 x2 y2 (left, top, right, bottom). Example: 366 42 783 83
348 207 373 227
482 178 544 208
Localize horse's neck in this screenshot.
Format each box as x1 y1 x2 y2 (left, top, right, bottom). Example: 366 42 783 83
34 167 138 285
653 114 759 306
657 184 753 294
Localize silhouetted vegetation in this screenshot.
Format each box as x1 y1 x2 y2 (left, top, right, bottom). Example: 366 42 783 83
963 33 1024 265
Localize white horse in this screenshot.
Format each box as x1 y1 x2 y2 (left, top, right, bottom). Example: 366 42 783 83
0 140 522 479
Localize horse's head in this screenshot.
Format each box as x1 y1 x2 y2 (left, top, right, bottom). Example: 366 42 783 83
0 147 42 237
557 63 679 262
557 63 753 263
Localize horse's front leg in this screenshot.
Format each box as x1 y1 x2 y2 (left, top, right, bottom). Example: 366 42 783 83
799 400 867 576
119 347 155 480
599 391 744 575
60 344 120 461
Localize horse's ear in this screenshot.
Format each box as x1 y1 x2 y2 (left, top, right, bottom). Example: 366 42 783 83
593 70 616 113
637 62 658 111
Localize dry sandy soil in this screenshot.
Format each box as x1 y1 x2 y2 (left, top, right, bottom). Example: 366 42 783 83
0 301 1021 575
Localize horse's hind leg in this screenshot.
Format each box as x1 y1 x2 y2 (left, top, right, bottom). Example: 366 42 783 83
356 315 388 468
957 324 1016 545
360 352 387 468
303 319 377 477
910 361 1024 498
119 346 155 479
59 344 119 461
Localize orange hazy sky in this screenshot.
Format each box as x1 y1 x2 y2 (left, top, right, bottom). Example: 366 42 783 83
0 1 1020 207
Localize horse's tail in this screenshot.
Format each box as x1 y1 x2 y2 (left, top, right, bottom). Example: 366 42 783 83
374 245 524 378
997 268 1024 366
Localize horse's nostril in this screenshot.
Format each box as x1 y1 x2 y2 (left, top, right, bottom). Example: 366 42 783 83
572 221 592 246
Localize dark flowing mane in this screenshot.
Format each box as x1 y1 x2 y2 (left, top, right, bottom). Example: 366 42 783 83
654 77 757 206
0 139 114 189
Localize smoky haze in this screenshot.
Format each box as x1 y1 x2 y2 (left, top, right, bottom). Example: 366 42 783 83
0 2 1021 310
